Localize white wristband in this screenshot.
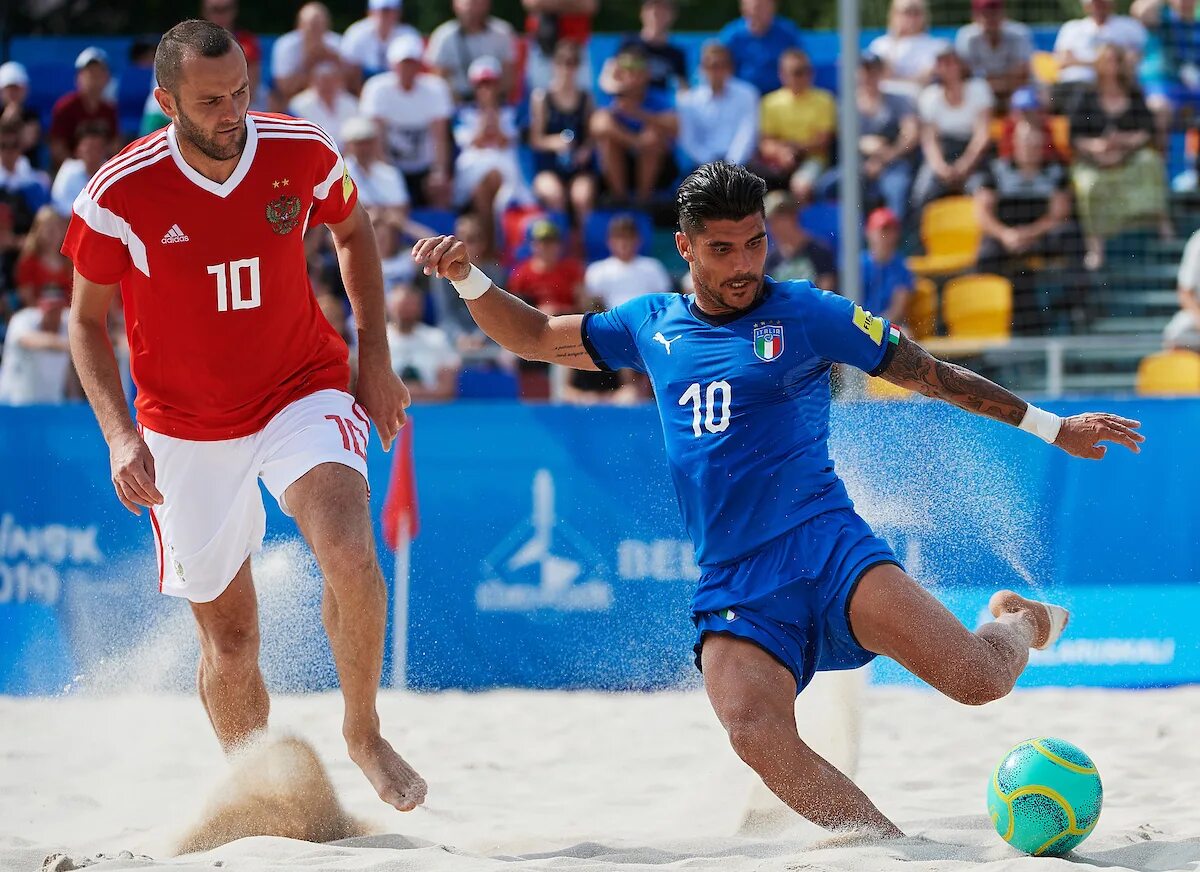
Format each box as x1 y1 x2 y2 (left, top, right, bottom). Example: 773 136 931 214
1019 403 1062 444
450 264 493 301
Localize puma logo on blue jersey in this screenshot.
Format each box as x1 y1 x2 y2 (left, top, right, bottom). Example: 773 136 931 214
653 332 682 354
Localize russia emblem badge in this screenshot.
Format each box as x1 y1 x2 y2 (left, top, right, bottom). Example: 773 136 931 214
752 322 784 362
265 194 302 235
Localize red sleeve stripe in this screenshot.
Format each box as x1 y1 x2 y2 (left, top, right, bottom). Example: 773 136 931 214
88 147 172 203
254 117 338 154
85 132 169 198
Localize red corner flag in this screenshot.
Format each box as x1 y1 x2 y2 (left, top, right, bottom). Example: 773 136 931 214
382 419 419 549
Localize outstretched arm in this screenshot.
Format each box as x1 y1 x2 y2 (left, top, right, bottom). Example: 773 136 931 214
880 335 1145 459
412 235 600 370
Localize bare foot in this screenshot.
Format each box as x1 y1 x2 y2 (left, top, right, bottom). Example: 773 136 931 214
347 734 427 812
988 589 1069 650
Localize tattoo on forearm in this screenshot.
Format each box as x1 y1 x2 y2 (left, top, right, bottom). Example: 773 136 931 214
884 338 1025 426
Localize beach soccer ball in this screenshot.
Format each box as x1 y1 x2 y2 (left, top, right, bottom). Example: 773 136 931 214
987 737 1103 856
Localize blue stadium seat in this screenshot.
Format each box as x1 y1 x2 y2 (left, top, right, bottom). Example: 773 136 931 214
799 202 841 257
117 67 154 136
409 207 457 238
457 366 519 399
583 209 653 262
24 64 76 124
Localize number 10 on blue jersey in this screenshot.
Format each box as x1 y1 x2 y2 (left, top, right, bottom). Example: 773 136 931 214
679 381 732 437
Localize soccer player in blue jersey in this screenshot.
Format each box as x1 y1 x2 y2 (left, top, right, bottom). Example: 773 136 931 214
411 162 1144 837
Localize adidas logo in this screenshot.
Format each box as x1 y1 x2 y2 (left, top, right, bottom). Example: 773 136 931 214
161 224 189 244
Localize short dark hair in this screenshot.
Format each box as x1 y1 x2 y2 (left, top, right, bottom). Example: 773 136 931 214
676 161 767 236
154 19 239 95
608 214 640 237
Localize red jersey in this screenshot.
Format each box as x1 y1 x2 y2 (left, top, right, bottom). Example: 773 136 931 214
62 112 358 440
49 92 119 151
507 257 584 310
15 254 73 300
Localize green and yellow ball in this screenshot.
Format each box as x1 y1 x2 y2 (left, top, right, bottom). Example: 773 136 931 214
987 737 1103 856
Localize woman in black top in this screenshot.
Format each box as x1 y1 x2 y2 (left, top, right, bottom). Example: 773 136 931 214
1068 43 1171 270
529 39 596 225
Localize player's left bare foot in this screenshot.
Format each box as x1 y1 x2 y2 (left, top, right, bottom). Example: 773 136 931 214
988 589 1070 650
347 734 427 812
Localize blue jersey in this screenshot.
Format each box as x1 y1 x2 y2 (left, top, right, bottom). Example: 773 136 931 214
582 277 900 578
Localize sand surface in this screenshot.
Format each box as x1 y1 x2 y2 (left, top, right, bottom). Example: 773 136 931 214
2 685 1199 871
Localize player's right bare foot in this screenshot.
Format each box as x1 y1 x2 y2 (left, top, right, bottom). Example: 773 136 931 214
988 590 1070 650
347 734 427 812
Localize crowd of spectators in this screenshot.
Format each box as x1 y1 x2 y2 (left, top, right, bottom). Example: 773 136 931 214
5 0 1200 405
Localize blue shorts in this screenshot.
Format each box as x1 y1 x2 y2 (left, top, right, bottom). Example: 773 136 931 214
691 508 900 695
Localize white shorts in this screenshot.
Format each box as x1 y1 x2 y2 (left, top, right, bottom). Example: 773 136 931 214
141 389 371 603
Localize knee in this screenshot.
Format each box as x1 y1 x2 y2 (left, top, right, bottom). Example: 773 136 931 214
720 703 791 765
949 669 1013 706
199 622 260 673
590 111 615 139
316 527 379 580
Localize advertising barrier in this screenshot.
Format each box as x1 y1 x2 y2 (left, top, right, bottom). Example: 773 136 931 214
0 399 1192 695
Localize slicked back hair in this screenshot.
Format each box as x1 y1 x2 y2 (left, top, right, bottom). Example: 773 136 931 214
155 19 239 95
676 161 767 237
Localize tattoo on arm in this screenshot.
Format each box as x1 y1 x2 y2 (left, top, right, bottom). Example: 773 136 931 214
551 343 590 362
883 337 1026 426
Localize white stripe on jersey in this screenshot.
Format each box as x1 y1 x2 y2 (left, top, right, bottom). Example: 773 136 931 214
90 147 172 202
255 126 340 160
72 191 151 278
313 155 346 202
86 132 168 198
253 115 338 152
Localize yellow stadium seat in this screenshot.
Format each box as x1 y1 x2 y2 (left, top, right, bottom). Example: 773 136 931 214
941 274 1012 340
907 277 938 340
906 196 981 277
866 376 914 400
1136 350 1200 396
1048 114 1072 161
1032 51 1059 85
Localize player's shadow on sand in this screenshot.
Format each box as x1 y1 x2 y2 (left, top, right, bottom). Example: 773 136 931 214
1069 838 1200 872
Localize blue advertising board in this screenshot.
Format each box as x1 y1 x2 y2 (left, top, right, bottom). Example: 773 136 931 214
0 399 1194 695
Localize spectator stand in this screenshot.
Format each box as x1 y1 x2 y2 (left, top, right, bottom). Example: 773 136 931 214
6 19 1199 399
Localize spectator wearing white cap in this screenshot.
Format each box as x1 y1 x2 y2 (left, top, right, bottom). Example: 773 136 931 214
341 0 422 89
360 33 454 207
270 2 344 105
453 56 530 245
290 61 360 146
426 0 517 104
341 115 410 215
49 47 118 169
0 62 41 166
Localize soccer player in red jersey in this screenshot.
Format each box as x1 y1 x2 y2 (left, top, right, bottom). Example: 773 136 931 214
62 20 426 812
